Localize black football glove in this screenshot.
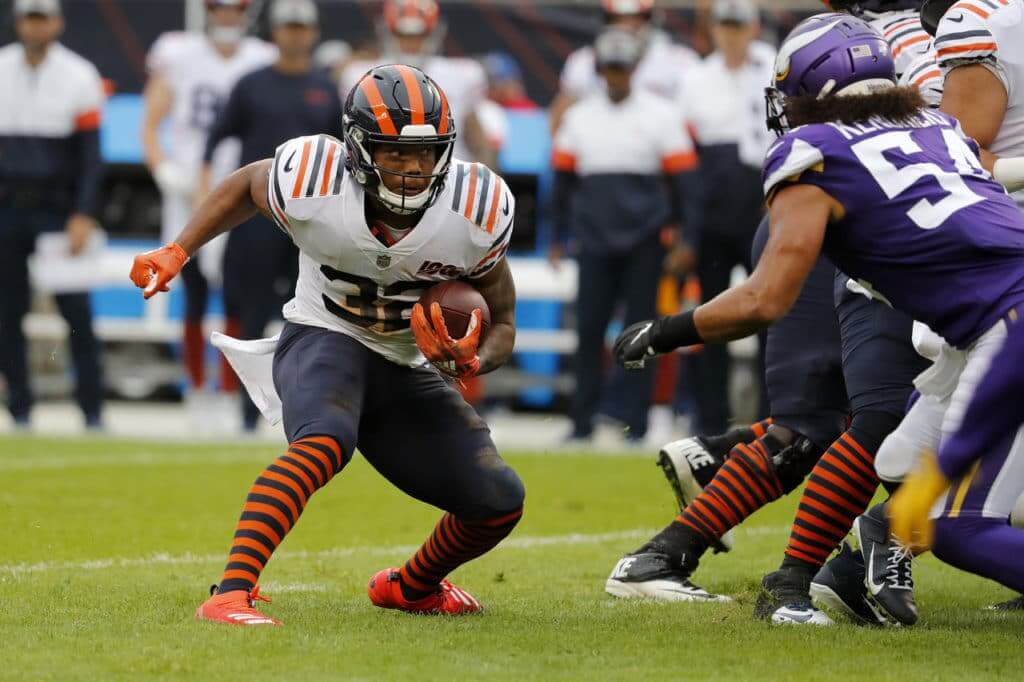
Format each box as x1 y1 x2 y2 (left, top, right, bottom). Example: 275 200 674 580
613 319 662 370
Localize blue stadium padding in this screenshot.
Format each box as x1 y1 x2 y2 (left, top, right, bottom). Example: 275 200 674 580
513 299 561 407
498 110 550 177
101 95 146 164
91 286 146 318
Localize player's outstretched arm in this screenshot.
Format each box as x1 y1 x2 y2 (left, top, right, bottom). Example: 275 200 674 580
472 259 516 375
129 160 273 298
613 184 834 368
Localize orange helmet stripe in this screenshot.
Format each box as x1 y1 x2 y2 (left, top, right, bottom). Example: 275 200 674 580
395 64 425 126
436 80 450 134
358 76 399 135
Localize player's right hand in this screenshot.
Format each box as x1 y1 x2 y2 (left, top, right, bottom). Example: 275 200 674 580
130 243 189 299
613 320 660 370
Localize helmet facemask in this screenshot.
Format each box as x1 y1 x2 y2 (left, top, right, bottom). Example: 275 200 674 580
345 120 455 215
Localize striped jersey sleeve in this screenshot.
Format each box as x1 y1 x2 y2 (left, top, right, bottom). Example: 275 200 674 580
874 11 932 77
899 48 944 107
934 1 1002 74
447 161 515 279
267 134 344 233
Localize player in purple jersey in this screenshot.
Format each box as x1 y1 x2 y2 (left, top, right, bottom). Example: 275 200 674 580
890 318 1024 599
614 12 1024 623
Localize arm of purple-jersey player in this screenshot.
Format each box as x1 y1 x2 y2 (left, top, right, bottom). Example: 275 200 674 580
614 184 835 367
472 259 516 375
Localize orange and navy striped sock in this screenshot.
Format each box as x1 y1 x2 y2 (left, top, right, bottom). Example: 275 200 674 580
398 508 523 600
217 436 346 594
784 428 881 569
678 438 784 544
703 418 774 457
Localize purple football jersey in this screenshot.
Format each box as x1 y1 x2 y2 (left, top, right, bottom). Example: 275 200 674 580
763 109 1024 347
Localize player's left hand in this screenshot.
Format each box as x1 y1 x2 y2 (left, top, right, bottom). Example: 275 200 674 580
411 302 482 378
613 319 661 370
888 450 951 553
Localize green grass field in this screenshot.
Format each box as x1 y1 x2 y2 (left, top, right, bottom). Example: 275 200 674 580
2 436 1022 681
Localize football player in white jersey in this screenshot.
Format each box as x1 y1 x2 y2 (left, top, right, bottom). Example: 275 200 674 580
550 0 699 133
130 65 523 625
921 0 1024 187
339 0 489 162
141 0 275 407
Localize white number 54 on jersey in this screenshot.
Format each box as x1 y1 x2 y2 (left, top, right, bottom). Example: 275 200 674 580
852 129 986 230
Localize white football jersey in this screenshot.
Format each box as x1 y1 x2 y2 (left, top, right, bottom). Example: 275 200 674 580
560 30 699 103
864 9 932 78
934 0 1024 157
899 44 944 107
266 134 515 366
146 32 277 177
341 56 487 160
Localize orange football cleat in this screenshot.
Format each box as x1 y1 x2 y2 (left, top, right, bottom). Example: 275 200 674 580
195 584 282 626
367 568 482 615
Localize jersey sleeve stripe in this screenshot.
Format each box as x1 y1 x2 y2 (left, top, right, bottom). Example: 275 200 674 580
913 68 943 88
304 135 327 198
953 2 992 18
934 29 994 45
937 42 998 58
450 162 467 211
319 143 338 197
291 139 313 199
462 164 479 220
484 179 504 233
883 19 919 36
893 34 930 58
267 163 290 233
474 166 493 226
332 153 345 195
978 0 999 9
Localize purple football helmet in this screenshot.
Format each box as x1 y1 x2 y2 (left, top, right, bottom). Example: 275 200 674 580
766 13 896 135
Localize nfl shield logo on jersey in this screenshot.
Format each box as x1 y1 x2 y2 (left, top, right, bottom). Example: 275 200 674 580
376 253 392 268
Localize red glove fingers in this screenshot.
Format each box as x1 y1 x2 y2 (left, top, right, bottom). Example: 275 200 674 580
130 243 188 299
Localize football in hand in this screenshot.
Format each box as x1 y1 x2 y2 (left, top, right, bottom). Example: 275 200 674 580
418 280 491 340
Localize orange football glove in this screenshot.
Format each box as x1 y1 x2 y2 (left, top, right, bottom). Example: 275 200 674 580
411 301 482 378
130 243 188 299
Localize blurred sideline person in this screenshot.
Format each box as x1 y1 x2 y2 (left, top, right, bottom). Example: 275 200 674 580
550 0 699 134
141 0 275 419
200 0 342 431
678 0 774 434
340 0 489 162
0 0 105 429
551 28 700 443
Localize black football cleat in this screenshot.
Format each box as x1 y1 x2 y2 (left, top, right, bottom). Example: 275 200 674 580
811 541 888 626
854 504 918 625
657 437 733 553
988 594 1024 611
755 567 833 626
605 551 730 602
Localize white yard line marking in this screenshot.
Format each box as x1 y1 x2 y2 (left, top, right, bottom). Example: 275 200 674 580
0 526 789 577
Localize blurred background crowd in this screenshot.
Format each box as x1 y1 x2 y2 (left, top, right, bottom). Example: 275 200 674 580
0 0 820 446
